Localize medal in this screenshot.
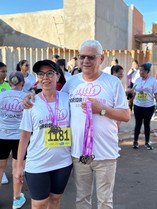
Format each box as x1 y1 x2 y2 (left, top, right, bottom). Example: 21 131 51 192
79 155 95 165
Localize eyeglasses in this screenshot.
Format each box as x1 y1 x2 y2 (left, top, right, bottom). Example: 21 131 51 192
37 71 57 78
78 54 101 61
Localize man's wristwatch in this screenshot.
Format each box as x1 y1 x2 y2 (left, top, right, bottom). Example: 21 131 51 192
99 106 106 116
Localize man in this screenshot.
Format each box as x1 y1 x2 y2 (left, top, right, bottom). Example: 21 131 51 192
23 40 130 209
62 40 130 209
0 62 11 185
52 54 60 63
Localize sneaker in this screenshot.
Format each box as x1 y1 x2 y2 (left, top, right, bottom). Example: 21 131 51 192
145 143 153 150
1 172 9 184
12 193 26 209
133 141 139 149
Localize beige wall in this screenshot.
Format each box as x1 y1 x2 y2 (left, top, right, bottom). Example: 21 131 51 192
95 0 128 50
64 0 95 50
0 9 64 48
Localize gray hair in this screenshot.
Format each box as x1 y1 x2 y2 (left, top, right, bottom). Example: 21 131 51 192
80 40 103 54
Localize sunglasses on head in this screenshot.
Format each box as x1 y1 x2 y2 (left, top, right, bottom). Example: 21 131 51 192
78 54 101 61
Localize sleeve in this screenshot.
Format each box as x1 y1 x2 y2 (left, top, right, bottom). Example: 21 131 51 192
114 80 129 109
153 79 157 94
20 109 33 132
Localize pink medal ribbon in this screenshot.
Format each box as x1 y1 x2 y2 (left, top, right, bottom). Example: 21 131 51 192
41 91 59 126
80 100 95 164
140 77 148 93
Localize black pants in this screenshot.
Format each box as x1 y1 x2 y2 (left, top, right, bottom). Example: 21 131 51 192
134 105 155 143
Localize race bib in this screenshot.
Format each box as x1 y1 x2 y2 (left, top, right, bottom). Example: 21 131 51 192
44 127 71 148
136 92 148 101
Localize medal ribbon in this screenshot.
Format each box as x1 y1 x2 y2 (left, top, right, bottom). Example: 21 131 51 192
140 77 148 92
82 101 94 156
41 91 59 126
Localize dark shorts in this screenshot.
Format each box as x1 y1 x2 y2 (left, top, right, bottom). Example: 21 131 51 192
25 164 73 200
0 139 19 160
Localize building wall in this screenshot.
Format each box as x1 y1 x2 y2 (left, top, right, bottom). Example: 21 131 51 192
0 9 64 48
0 0 143 50
132 6 144 49
95 0 128 50
64 0 95 50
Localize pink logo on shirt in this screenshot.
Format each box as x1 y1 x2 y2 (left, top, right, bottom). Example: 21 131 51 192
0 99 23 112
75 83 101 96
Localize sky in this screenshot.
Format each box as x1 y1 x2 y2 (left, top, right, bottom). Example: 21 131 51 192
0 0 156 33
124 0 157 32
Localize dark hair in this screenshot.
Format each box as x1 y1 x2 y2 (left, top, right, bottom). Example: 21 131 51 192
56 59 66 67
140 62 152 72
0 62 7 68
52 54 60 59
16 60 27 71
133 59 138 65
71 56 78 61
111 65 123 75
114 58 118 65
56 66 66 91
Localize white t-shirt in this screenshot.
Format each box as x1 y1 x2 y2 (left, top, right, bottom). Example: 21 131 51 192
0 90 27 139
62 72 128 160
20 91 72 173
23 73 36 93
127 68 140 84
64 71 71 81
102 66 111 74
133 76 157 107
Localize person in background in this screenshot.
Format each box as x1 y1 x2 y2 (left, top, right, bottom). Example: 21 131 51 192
102 57 118 74
56 59 71 81
111 65 124 80
15 60 72 209
67 56 82 75
0 62 10 185
0 62 11 92
127 60 140 111
111 65 125 130
56 66 66 91
52 54 60 63
16 59 36 93
132 62 157 150
0 72 26 209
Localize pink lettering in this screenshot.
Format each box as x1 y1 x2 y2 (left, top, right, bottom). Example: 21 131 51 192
75 83 101 96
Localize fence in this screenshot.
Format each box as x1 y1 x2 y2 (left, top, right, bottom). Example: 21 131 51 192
0 46 156 87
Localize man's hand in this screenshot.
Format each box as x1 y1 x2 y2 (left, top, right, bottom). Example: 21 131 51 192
23 93 35 109
81 98 103 114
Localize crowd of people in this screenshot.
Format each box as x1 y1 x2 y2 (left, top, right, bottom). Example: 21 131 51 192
0 39 157 209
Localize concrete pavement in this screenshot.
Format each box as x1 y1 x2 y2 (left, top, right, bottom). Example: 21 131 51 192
1 113 157 209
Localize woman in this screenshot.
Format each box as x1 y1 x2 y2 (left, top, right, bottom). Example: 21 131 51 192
0 72 26 209
111 65 124 80
133 62 157 149
16 59 36 93
15 60 72 209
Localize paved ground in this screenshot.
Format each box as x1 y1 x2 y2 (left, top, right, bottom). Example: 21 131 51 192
1 113 157 209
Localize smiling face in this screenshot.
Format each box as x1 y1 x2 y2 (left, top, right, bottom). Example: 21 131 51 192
139 66 149 79
37 65 59 91
79 46 104 81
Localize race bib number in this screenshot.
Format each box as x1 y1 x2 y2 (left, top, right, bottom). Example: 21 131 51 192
44 127 71 148
136 92 148 101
